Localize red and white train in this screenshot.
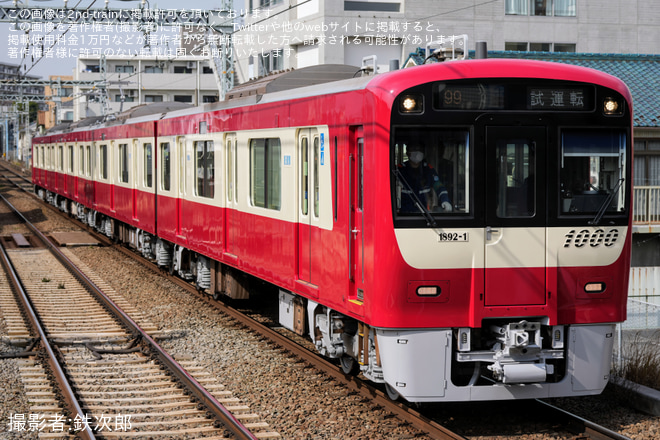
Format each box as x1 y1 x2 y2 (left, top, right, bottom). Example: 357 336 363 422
32 58 632 402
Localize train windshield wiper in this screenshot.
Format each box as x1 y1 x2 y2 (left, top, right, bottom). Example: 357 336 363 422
589 178 624 225
392 168 437 227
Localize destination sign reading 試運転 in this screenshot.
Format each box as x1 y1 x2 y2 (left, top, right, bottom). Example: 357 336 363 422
432 82 593 111
527 87 588 110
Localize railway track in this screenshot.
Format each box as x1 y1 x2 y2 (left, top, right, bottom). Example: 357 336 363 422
0 160 637 439
0 187 280 439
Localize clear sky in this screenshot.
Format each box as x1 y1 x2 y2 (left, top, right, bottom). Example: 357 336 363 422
0 0 238 78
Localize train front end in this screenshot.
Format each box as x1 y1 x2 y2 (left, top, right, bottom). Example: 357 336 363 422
375 60 632 401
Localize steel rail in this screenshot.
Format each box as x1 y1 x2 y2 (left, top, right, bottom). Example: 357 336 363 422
535 399 633 440
117 246 467 440
0 193 96 440
0 189 261 440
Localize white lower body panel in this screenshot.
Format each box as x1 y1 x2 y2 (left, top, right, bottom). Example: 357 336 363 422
376 324 615 402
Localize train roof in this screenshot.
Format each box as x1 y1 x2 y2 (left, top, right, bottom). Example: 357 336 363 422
36 58 632 139
226 64 362 98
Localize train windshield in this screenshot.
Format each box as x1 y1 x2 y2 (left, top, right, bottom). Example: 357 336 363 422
559 129 627 217
392 128 470 217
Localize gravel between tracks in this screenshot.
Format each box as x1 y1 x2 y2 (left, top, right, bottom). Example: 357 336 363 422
0 184 659 439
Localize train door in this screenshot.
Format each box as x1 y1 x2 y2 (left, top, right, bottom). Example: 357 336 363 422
349 127 365 301
297 128 320 283
224 133 238 256
484 126 547 306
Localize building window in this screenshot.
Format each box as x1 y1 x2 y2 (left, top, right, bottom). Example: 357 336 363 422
250 0 282 10
554 43 576 52
145 66 163 73
203 95 218 103
505 42 529 51
174 95 193 103
160 142 171 191
258 49 283 76
195 140 214 198
344 1 401 12
505 41 575 52
145 95 163 102
634 139 660 186
505 0 576 16
64 111 74 121
115 95 135 102
202 66 214 74
119 143 129 183
529 42 552 51
84 64 100 73
250 138 281 210
174 66 193 74
115 65 135 73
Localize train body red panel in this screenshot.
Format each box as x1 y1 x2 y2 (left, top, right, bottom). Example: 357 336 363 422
32 59 632 402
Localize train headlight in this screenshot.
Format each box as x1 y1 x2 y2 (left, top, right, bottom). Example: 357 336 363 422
603 97 623 115
416 285 440 297
584 282 606 294
399 94 424 114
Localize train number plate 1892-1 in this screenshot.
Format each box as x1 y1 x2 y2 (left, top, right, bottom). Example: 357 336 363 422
437 232 469 242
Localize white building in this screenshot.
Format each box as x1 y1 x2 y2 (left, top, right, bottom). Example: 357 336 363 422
233 0 660 83
73 55 221 121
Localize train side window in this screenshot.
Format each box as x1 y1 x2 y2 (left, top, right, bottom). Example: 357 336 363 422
314 136 320 218
334 136 338 221
393 128 470 217
178 137 186 195
86 146 91 177
100 144 108 180
226 137 237 202
560 129 627 215
495 139 536 218
79 146 84 176
195 140 214 198
143 143 153 188
250 138 281 210
301 136 309 215
118 143 129 183
58 146 63 171
160 142 171 191
358 138 364 211
68 145 74 173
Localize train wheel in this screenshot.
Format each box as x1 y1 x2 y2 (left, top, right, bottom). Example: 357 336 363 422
385 383 400 401
339 355 360 376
